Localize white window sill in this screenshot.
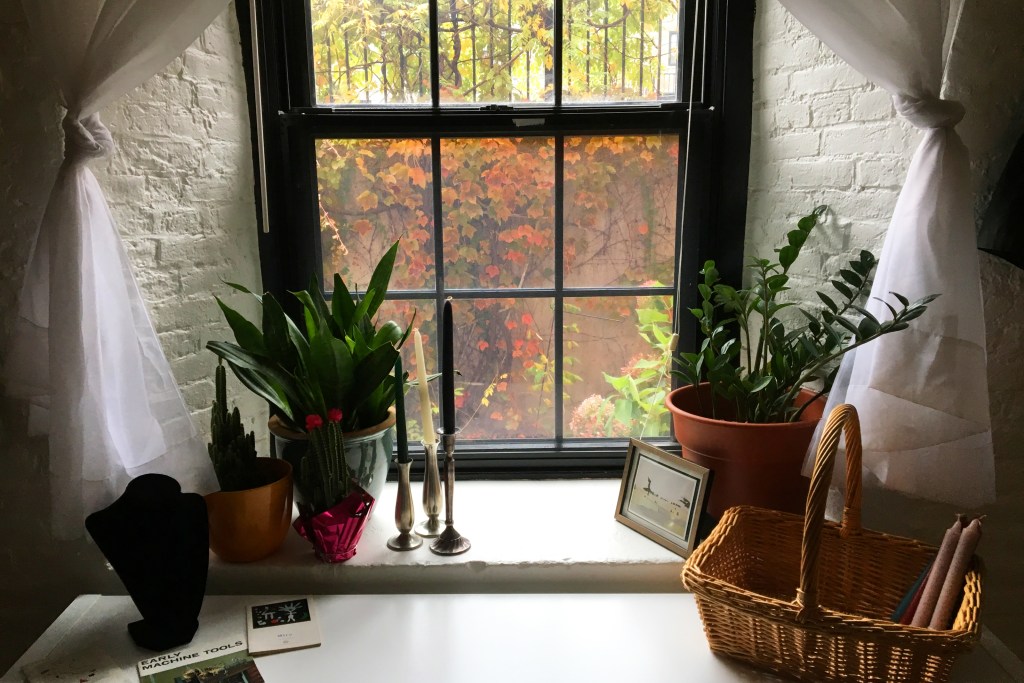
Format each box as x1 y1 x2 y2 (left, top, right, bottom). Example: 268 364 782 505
207 479 685 594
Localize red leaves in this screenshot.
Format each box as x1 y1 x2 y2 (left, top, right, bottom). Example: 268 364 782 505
352 219 373 236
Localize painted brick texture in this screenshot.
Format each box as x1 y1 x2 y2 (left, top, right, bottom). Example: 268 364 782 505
748 0 1024 658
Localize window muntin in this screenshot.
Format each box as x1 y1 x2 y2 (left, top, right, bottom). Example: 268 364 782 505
252 0 753 472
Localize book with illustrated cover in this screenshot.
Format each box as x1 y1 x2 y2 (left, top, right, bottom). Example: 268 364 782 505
246 597 322 656
136 639 263 683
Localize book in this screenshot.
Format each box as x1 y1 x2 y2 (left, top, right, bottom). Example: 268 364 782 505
136 639 263 683
246 597 322 656
23 651 133 682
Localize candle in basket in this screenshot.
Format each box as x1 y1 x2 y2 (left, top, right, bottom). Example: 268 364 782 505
413 329 436 445
929 516 983 630
911 516 963 628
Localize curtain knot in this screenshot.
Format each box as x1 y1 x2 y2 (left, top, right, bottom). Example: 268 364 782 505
62 112 115 161
894 94 965 129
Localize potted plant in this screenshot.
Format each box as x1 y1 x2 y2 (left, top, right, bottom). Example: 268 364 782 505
665 206 935 517
207 241 412 561
204 362 293 562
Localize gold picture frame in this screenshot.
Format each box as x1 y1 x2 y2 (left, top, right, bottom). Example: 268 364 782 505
615 439 713 557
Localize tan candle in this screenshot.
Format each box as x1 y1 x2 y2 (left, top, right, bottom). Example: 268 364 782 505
929 517 983 630
911 517 963 628
414 329 436 445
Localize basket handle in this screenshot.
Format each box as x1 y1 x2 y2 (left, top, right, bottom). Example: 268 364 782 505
795 403 863 622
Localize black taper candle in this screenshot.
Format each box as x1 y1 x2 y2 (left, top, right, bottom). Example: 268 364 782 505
394 356 410 463
441 299 456 434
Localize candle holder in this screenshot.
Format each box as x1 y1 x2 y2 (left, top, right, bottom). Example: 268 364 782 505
415 439 443 538
429 430 471 556
387 460 421 551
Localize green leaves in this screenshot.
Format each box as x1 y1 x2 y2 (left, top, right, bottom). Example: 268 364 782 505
207 239 410 433
672 204 936 423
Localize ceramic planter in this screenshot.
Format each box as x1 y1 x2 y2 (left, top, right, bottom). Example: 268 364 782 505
269 408 395 510
205 457 293 562
664 383 825 518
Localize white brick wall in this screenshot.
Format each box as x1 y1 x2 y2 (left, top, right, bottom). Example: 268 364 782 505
748 0 1024 657
0 0 1022 670
0 4 262 669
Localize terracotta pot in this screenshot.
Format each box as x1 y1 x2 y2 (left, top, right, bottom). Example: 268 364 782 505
205 458 293 563
664 383 825 518
269 408 395 507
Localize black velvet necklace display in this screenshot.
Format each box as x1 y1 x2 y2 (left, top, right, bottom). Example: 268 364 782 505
85 474 209 651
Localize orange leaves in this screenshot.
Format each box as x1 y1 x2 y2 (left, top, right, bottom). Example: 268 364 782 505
352 218 373 236
484 265 500 279
637 222 649 235
356 190 379 212
477 340 489 351
521 312 534 326
408 165 428 189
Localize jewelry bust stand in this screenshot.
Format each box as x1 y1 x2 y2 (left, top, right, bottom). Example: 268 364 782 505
84 474 209 651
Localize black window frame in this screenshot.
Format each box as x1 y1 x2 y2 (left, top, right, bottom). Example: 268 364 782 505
237 0 754 478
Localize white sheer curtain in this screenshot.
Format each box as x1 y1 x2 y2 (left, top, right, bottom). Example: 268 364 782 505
3 0 229 538
780 0 995 508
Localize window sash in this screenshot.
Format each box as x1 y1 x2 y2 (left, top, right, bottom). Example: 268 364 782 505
246 0 751 476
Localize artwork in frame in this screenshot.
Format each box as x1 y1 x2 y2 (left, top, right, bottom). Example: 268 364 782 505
615 439 713 557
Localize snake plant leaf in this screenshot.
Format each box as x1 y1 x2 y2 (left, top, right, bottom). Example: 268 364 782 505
224 281 263 303
206 341 307 413
331 273 356 330
261 293 297 370
215 297 267 357
230 365 294 422
363 240 400 320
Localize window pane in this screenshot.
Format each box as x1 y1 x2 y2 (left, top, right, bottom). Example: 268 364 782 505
562 0 679 102
564 135 678 287
441 138 555 289
317 138 435 292
564 294 673 438
449 297 555 439
378 300 439 442
310 0 431 105
438 0 554 104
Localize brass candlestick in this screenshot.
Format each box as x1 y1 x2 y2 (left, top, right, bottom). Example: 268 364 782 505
387 460 421 551
415 438 443 538
429 431 471 556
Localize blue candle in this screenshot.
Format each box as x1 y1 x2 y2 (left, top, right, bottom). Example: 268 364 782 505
441 299 456 434
394 356 410 463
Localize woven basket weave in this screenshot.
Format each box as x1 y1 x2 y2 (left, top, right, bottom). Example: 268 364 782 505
682 404 982 683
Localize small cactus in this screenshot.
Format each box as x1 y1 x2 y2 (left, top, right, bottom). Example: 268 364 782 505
208 362 262 492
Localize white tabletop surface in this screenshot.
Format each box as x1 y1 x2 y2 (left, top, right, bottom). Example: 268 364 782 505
4 593 1022 683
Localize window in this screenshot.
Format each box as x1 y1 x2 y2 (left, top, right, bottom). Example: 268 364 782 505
242 0 753 475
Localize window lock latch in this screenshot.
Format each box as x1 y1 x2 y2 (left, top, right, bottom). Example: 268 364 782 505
481 104 514 112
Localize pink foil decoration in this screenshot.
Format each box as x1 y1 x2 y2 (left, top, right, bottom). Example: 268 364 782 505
294 488 376 562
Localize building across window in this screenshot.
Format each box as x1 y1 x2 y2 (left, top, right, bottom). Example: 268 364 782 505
243 0 753 475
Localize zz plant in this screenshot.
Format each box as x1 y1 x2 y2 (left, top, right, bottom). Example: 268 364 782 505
673 206 936 423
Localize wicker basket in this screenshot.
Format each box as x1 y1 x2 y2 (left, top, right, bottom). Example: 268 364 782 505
682 404 982 683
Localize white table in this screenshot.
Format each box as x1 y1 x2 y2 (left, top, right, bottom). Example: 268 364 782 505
4 594 1022 682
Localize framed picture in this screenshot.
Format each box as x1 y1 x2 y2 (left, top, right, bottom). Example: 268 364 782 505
615 439 712 557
